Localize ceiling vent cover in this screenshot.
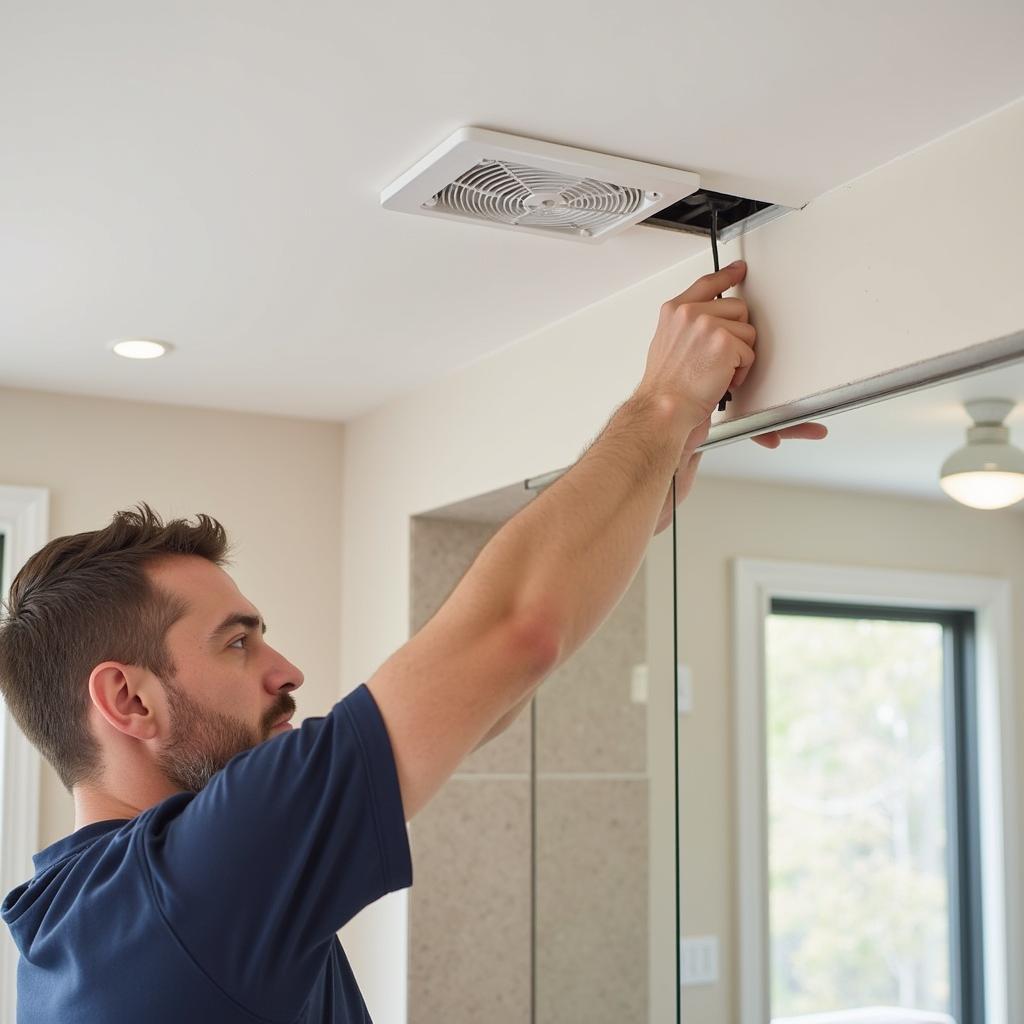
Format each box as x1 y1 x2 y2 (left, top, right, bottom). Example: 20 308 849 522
381 127 700 244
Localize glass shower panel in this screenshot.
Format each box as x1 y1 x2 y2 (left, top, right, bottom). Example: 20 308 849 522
534 531 679 1024
672 353 1024 1023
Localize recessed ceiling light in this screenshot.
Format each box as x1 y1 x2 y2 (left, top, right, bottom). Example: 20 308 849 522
110 339 172 360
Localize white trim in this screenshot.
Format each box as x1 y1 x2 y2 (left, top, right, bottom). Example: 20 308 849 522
0 485 49 1024
733 558 1019 1024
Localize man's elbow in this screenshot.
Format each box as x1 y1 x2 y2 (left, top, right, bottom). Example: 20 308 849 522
510 610 562 678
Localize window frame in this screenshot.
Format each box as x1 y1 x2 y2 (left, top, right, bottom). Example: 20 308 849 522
733 559 1018 1024
769 597 983 1022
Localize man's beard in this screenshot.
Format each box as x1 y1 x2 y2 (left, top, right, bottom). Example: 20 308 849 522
154 677 267 793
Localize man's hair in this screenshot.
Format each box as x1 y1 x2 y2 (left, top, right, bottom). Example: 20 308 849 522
0 504 231 792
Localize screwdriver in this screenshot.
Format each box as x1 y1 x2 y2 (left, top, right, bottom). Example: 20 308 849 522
710 205 732 413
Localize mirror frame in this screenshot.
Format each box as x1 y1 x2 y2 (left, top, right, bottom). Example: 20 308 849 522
701 329 1024 451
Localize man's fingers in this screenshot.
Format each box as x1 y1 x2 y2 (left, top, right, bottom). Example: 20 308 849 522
750 422 829 448
703 317 756 345
732 319 756 344
673 261 747 305
668 298 749 323
777 423 829 440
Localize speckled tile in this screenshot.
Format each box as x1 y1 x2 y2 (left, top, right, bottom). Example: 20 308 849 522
409 518 500 635
535 778 649 1023
409 778 531 1024
409 516 529 774
535 566 647 774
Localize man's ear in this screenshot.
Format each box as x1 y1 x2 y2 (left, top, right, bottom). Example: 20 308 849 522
87 662 162 741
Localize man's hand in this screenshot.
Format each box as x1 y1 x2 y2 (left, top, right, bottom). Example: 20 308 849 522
639 260 829 536
637 261 757 427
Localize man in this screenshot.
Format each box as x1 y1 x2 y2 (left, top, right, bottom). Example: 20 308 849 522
0 262 824 1021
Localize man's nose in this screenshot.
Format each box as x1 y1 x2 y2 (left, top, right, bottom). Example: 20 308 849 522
275 652 304 691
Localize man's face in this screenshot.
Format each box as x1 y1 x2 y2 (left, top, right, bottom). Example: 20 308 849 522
145 555 304 793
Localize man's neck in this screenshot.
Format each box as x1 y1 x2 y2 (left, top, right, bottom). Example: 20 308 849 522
72 789 148 831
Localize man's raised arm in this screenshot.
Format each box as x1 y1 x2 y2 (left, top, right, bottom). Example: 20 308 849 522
367 262 755 819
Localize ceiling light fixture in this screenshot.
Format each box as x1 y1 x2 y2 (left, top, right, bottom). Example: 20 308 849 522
110 339 172 360
939 398 1024 510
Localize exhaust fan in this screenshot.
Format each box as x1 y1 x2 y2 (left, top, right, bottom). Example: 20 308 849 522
380 127 701 243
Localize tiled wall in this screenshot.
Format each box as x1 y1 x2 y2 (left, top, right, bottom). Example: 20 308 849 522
409 515 649 1023
535 565 648 1024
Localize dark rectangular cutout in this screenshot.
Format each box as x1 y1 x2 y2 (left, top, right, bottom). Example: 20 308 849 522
641 188 779 239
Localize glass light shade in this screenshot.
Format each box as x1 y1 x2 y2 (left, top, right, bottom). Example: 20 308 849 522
940 437 1024 509
940 471 1024 509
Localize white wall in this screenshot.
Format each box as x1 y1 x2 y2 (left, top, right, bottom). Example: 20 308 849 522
0 386 345 849
339 99 1024 1021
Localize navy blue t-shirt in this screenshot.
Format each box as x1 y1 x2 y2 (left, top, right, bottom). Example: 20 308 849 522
1 683 412 1023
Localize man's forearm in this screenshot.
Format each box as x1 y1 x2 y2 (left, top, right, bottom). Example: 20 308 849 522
473 691 532 751
461 388 695 666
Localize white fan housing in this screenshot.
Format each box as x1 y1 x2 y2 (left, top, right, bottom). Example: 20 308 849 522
380 127 701 244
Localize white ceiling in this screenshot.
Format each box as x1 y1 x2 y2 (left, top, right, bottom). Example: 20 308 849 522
2 2 1024 423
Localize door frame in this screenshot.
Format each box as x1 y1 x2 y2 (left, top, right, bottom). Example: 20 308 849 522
0 485 49 1024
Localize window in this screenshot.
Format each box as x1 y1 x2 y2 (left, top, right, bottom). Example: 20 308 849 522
765 600 983 1024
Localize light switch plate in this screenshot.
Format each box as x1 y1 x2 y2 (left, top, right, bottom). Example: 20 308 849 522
630 663 692 709
677 663 693 713
680 936 718 986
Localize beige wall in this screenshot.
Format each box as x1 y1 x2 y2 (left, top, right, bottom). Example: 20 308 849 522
676 474 1024 1023
0 385 345 850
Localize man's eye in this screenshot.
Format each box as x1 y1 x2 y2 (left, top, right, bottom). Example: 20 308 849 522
228 635 247 650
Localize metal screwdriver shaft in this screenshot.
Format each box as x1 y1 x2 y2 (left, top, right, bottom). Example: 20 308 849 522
712 206 732 412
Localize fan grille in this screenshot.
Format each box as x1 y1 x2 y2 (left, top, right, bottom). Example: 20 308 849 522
433 159 646 236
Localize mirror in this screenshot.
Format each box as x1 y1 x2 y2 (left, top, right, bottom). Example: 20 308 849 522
674 349 1024 1024
406 493 678 1023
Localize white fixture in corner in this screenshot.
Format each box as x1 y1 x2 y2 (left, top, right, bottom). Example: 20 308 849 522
110 339 173 360
939 398 1024 509
380 127 701 243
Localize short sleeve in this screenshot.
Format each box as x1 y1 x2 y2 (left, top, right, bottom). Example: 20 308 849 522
136 683 412 1021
